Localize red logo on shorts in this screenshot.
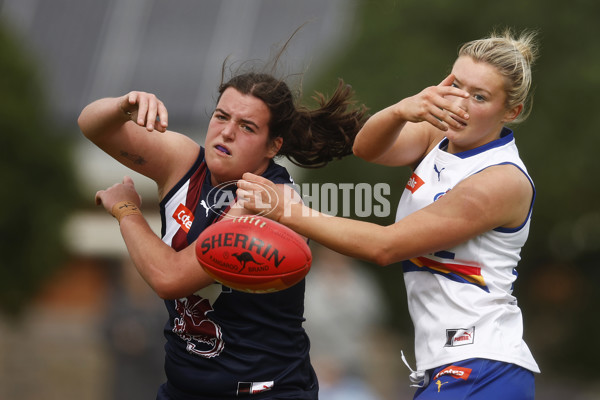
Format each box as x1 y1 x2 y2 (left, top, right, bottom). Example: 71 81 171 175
406 173 425 193
173 203 194 233
433 365 472 381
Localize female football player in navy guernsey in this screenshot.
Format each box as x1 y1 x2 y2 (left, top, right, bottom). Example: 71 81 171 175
238 29 540 399
78 55 367 398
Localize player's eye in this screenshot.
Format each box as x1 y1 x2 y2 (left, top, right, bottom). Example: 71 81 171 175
240 123 255 133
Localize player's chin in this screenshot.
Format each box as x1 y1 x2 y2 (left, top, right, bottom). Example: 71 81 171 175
444 127 466 141
207 159 238 180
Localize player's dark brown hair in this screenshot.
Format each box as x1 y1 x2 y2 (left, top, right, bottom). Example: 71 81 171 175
217 26 368 168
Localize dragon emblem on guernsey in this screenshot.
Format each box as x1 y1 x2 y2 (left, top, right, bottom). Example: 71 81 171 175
173 294 224 358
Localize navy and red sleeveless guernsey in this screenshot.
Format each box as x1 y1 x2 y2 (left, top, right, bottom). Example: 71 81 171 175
157 147 318 399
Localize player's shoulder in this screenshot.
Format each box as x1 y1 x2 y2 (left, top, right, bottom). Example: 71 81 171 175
457 164 533 229
158 137 203 200
461 164 531 198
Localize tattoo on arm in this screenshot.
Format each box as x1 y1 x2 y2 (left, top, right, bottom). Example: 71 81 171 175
120 150 147 165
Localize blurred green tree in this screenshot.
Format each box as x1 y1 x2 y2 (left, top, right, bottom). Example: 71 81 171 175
0 24 81 317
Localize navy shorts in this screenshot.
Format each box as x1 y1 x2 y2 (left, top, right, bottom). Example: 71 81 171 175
413 359 535 400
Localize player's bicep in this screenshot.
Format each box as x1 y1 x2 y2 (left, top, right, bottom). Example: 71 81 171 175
99 125 200 191
384 171 520 262
399 166 531 249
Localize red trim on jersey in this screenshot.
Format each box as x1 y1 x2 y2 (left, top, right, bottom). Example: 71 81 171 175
171 161 207 251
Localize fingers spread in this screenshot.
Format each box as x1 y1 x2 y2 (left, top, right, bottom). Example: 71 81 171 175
426 113 449 131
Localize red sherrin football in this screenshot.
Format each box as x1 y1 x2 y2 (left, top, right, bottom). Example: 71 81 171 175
195 216 312 293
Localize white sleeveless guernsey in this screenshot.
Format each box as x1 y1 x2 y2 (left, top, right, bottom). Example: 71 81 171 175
396 129 540 374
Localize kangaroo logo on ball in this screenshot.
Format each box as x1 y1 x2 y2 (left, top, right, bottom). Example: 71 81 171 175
233 251 263 273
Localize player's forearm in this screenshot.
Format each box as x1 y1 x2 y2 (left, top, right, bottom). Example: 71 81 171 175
118 215 212 299
78 97 128 142
352 105 407 162
280 202 393 266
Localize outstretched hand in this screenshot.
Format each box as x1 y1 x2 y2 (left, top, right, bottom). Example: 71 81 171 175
236 173 294 222
120 91 169 132
395 74 470 131
95 176 143 214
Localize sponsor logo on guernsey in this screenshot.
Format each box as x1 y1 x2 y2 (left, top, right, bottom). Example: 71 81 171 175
406 172 425 193
433 365 472 381
433 189 451 201
199 200 211 217
445 327 475 347
434 164 445 181
237 381 274 396
173 203 194 233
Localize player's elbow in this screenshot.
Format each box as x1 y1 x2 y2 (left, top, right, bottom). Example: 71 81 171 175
77 105 108 142
77 113 88 137
371 252 395 267
141 267 186 300
150 278 182 300
352 143 371 161
150 270 214 300
77 113 98 142
154 288 179 300
77 106 92 133
369 236 403 266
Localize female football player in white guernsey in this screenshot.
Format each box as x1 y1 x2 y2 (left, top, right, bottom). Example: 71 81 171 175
79 58 367 397
238 29 540 399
